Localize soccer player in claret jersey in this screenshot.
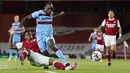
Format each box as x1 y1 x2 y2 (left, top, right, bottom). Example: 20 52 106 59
98 10 122 66
10 31 78 70
95 28 104 54
20 2 70 67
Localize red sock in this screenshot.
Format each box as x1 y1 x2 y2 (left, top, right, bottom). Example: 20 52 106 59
107 51 111 63
53 61 66 70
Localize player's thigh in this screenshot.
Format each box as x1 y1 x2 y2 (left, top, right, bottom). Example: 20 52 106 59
100 45 104 52
30 50 50 66
47 34 57 48
12 38 20 45
92 43 96 50
96 44 104 51
110 36 116 51
36 36 47 52
104 35 111 47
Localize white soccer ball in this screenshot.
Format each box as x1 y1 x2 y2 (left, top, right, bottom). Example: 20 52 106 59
92 51 102 61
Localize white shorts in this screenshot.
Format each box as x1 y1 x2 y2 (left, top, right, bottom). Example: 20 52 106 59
104 35 116 46
27 50 50 67
96 44 104 52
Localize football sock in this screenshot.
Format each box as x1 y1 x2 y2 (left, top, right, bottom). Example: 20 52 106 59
53 61 66 70
56 49 67 65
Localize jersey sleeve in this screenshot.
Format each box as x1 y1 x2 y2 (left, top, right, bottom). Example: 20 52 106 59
117 20 121 27
101 19 106 26
90 33 93 38
16 42 23 49
51 11 54 15
31 11 39 18
21 26 25 30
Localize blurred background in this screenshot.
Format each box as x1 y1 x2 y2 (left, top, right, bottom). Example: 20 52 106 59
0 1 130 59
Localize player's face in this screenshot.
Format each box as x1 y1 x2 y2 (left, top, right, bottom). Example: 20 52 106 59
45 4 53 14
14 16 19 22
94 28 98 32
108 11 114 18
24 32 32 40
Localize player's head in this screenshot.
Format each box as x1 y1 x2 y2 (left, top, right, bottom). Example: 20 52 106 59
94 28 98 33
14 15 19 22
108 10 115 19
24 31 33 40
44 2 53 14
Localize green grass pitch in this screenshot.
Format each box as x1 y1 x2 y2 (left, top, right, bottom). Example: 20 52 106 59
0 58 130 73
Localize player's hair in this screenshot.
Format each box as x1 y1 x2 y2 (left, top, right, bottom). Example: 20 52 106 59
108 10 115 14
14 15 19 18
24 31 32 35
45 2 52 7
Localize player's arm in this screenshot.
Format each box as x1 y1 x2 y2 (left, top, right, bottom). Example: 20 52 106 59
88 33 92 42
20 11 39 27
117 20 122 39
20 27 25 34
16 27 25 34
20 14 33 27
98 19 106 31
53 11 65 19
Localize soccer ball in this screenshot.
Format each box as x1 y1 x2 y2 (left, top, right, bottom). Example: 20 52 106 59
92 51 102 61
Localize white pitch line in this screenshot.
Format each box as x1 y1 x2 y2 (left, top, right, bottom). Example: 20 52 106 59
45 71 57 73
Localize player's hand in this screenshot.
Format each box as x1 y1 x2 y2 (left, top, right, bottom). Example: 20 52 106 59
60 11 65 16
9 27 16 35
118 36 121 40
19 24 23 28
118 34 122 40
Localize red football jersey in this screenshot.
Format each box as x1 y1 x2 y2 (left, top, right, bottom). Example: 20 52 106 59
101 18 120 35
96 32 104 45
22 39 40 52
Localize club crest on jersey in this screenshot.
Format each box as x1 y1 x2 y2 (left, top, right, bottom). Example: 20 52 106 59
114 21 116 23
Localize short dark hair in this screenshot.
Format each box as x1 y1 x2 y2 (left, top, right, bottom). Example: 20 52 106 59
24 31 31 35
45 2 52 7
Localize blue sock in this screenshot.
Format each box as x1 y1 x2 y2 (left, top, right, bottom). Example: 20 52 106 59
15 51 18 57
56 49 67 65
9 49 13 57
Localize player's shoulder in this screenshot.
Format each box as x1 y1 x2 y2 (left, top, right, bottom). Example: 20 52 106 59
104 18 109 21
38 10 46 14
12 22 15 26
33 10 44 14
114 18 119 21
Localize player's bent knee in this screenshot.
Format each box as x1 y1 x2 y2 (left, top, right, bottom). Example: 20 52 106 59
48 39 55 47
111 44 116 51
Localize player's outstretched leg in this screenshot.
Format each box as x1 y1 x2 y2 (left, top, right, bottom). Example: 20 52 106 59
48 39 70 66
49 59 78 70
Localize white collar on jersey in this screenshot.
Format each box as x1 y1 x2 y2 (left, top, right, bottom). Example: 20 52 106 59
108 18 115 20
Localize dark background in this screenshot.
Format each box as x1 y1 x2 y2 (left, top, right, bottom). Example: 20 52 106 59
0 1 130 42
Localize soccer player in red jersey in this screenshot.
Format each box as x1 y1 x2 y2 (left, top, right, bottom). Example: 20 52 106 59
98 10 122 66
95 29 104 53
9 31 78 70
